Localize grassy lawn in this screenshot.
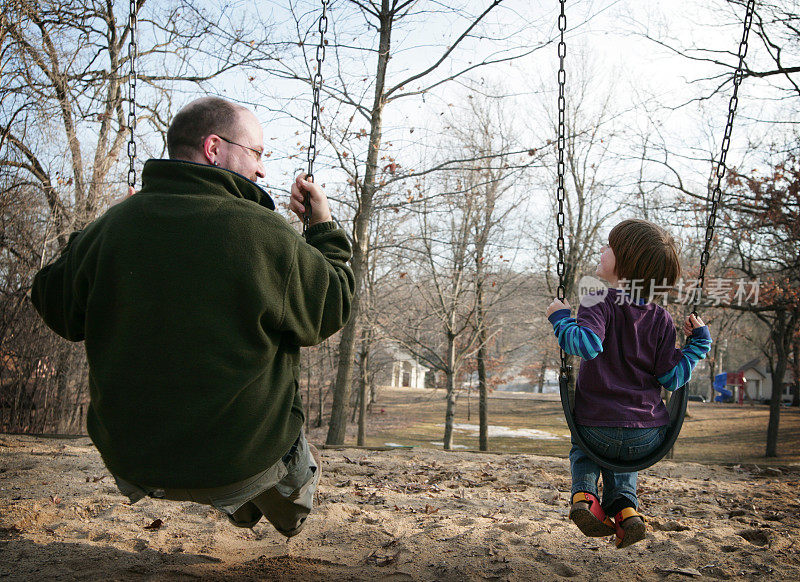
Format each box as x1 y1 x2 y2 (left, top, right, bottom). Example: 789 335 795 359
344 387 800 466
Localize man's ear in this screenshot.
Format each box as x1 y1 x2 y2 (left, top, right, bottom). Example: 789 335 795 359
202 135 221 165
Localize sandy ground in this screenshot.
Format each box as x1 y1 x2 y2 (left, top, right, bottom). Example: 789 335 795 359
1 434 799 581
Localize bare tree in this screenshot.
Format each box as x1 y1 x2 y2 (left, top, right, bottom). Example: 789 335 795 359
740 0 800 98
635 0 799 106
377 175 480 450
528 62 626 304
354 196 406 445
446 95 538 450
265 0 547 445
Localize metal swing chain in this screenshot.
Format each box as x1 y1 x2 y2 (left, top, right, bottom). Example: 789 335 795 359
694 0 755 306
556 0 568 376
127 0 138 189
304 0 329 235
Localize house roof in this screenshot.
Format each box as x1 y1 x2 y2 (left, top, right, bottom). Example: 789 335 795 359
390 351 430 372
737 357 768 378
736 357 762 373
736 357 795 382
742 367 767 379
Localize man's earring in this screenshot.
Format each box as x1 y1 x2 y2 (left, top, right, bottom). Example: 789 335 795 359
213 160 219 166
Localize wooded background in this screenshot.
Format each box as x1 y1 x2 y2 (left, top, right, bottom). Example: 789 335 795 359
1 0 798 457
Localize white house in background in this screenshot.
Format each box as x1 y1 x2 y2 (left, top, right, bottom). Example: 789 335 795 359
390 351 429 389
736 358 794 402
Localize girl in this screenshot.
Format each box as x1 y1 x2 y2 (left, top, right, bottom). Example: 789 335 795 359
546 219 712 548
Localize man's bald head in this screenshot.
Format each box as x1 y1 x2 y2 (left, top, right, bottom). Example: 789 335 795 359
166 97 248 161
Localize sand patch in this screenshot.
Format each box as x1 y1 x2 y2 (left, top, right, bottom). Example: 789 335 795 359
2 435 799 581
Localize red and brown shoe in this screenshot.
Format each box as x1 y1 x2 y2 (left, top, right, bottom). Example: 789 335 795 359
614 507 646 549
568 492 615 537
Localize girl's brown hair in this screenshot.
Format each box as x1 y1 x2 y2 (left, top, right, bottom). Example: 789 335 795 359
608 219 681 302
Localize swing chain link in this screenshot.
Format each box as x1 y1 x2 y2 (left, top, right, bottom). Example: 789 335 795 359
556 0 567 303
695 0 755 304
304 0 329 235
127 0 138 189
556 0 569 376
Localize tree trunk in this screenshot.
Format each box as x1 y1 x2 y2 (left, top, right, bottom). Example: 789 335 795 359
466 382 471 421
326 1 392 445
443 371 457 451
357 332 369 446
792 342 800 407
766 313 788 457
477 340 488 451
350 387 359 423
58 351 75 433
537 361 546 393
442 333 457 450
327 253 362 444
315 380 328 428
67 359 86 433
708 340 720 403
766 362 783 458
473 231 490 449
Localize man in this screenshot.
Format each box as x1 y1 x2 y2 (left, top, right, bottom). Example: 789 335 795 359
31 97 354 537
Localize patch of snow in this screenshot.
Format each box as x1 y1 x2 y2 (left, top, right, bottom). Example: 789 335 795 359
429 442 468 449
447 423 563 440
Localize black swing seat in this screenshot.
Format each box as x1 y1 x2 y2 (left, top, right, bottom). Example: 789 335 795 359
559 373 689 473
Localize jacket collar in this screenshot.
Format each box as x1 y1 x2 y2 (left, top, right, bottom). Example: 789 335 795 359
139 159 275 210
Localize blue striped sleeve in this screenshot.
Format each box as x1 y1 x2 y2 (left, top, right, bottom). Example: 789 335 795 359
657 326 713 391
548 309 603 360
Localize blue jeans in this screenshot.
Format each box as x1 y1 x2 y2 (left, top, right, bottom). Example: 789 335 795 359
570 425 667 512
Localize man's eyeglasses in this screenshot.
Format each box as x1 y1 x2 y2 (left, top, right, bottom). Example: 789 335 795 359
218 135 264 161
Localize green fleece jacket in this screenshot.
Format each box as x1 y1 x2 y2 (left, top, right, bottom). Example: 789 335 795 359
32 160 354 488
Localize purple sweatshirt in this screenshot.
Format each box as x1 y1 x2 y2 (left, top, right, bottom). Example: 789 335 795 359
572 288 685 428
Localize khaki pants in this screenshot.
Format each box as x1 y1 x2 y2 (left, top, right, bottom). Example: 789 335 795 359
114 432 320 538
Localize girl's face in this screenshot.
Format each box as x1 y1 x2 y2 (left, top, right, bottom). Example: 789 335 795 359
596 244 617 284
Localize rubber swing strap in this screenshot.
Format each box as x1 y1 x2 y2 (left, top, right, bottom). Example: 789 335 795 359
559 377 689 473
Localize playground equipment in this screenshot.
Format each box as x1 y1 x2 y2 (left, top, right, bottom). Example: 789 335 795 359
714 373 733 403
714 372 746 404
